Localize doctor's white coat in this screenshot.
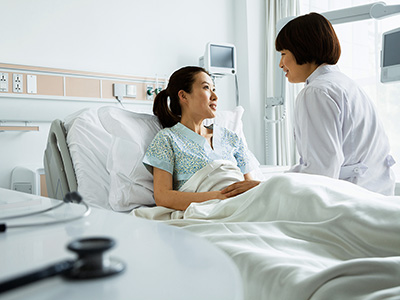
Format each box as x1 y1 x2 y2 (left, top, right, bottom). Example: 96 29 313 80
290 64 395 195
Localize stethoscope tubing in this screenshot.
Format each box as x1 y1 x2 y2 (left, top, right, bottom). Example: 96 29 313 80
0 201 65 220
0 259 75 293
0 200 91 232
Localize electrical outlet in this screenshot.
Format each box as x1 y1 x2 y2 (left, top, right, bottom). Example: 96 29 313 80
0 73 8 92
13 74 23 93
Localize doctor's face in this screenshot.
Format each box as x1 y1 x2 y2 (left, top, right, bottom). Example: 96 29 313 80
279 50 313 83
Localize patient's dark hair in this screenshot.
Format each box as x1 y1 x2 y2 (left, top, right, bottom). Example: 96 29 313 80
153 66 209 128
275 12 341 65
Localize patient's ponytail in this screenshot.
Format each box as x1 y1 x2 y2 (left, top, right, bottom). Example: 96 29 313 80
153 89 180 128
153 66 209 128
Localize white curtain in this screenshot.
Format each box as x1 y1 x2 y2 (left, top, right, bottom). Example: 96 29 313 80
264 0 300 166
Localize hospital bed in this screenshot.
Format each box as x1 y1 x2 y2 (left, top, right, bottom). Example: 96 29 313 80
43 106 400 300
43 105 261 210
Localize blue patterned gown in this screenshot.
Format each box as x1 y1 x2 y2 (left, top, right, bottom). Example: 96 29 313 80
143 122 254 190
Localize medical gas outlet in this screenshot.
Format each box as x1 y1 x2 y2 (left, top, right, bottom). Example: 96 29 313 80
146 85 154 100
146 85 162 100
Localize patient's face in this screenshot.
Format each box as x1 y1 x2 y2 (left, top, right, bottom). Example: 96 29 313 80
185 72 218 120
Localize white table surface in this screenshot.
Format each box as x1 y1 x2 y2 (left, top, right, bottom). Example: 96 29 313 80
0 188 243 300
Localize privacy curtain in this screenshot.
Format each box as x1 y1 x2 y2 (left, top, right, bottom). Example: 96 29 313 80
264 0 300 166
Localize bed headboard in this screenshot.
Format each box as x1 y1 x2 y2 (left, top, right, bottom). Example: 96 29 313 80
43 119 77 200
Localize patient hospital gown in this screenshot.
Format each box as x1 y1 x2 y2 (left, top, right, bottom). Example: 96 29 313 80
143 122 254 190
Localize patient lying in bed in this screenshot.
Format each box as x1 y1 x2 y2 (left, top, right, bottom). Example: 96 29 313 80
142 66 260 210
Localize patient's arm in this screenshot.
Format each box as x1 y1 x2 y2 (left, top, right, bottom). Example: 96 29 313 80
153 167 229 211
220 174 260 198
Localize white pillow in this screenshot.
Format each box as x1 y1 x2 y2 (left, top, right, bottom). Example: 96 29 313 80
98 106 162 211
205 106 263 180
64 107 112 210
205 106 247 146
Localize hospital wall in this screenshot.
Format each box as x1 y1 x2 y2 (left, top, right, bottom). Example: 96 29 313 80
0 0 266 191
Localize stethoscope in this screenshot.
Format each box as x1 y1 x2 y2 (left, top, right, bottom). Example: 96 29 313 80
0 236 126 294
0 191 90 232
0 192 126 293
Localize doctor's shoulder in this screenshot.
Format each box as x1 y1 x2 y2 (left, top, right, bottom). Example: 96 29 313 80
310 67 359 94
299 85 342 116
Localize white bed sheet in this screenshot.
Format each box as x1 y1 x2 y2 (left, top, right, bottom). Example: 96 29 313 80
132 168 400 300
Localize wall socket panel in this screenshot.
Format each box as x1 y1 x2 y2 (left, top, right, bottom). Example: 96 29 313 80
126 84 137 98
27 75 37 94
13 74 23 93
0 73 8 92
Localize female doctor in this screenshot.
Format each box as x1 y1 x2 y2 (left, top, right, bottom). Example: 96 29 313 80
275 12 395 195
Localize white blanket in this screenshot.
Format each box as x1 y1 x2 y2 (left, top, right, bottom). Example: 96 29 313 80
132 164 400 300
132 160 244 220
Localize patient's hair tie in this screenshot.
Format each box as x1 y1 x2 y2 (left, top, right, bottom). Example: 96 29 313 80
167 96 171 109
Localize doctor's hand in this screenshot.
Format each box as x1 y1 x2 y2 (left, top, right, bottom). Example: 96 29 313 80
221 180 261 198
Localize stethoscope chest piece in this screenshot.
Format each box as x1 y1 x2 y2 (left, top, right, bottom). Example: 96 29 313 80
0 236 126 293
64 237 126 279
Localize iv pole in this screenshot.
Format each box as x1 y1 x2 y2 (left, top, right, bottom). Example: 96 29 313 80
264 1 400 165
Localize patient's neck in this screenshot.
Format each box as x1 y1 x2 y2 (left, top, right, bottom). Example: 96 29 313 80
180 118 213 148
180 116 204 135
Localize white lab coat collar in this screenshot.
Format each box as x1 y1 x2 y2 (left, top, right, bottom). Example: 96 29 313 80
305 64 340 86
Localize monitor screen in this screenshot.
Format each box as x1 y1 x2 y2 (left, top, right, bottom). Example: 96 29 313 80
210 45 234 68
383 30 400 68
199 42 236 75
381 27 400 83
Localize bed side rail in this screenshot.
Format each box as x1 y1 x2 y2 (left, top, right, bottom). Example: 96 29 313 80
43 119 77 200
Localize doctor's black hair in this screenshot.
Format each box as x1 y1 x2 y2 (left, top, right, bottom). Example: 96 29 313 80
275 12 341 66
153 66 209 128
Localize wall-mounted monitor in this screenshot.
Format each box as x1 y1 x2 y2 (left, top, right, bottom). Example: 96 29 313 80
199 42 236 76
381 27 400 83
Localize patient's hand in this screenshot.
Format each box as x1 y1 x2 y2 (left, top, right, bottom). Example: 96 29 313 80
221 180 260 198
